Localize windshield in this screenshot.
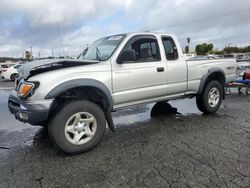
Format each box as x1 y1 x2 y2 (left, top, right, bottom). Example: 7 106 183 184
78 34 126 61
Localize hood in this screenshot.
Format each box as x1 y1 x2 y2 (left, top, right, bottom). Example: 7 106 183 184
18 59 99 79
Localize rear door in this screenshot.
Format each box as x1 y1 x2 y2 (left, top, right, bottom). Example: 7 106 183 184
161 36 188 95
112 35 167 106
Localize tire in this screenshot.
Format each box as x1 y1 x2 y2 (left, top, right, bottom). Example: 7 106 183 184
224 87 231 95
238 87 243 94
48 100 106 154
39 122 48 128
246 88 250 95
196 80 223 114
10 73 19 81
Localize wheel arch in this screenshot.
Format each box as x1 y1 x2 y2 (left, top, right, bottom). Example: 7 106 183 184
45 79 115 132
10 73 19 81
45 78 113 109
198 68 226 95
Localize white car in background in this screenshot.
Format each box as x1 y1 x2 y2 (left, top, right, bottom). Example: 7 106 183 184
1 64 21 81
0 63 15 74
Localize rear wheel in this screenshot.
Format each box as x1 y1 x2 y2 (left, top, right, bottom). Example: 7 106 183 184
238 87 243 94
10 73 19 81
224 87 231 95
246 88 250 95
48 100 106 154
196 80 223 114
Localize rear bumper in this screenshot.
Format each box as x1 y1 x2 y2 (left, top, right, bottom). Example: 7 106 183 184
8 91 53 125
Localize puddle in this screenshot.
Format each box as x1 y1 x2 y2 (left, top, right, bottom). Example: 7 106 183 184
113 98 201 126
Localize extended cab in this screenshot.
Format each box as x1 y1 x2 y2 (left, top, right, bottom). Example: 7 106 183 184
8 32 236 154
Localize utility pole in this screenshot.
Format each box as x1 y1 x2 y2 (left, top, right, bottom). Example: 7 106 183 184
30 47 33 60
51 50 54 58
38 52 40 59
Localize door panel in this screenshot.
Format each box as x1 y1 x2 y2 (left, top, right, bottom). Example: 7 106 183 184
112 62 167 105
166 60 188 95
161 36 187 95
111 35 168 106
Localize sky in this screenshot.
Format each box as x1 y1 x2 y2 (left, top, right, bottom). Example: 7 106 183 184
0 0 250 58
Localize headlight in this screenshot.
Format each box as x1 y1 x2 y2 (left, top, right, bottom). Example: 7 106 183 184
18 81 39 98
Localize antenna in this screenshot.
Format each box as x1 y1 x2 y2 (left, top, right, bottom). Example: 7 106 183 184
56 22 66 58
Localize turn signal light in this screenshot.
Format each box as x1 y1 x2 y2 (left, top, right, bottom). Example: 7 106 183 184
19 83 34 97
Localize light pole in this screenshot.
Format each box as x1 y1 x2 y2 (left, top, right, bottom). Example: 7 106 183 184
30 47 33 60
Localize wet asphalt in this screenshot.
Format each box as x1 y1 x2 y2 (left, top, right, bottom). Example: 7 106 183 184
0 77 250 188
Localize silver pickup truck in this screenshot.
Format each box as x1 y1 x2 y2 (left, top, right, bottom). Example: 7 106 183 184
8 32 236 154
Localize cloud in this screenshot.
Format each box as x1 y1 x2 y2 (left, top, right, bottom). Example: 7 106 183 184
0 0 250 57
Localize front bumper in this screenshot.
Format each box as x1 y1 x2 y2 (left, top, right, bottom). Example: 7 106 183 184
8 91 53 125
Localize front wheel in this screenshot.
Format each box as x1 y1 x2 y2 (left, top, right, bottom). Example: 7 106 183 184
196 80 223 114
48 100 106 154
10 73 19 81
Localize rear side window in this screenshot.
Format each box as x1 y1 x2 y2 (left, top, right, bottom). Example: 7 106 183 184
162 37 178 61
14 65 21 69
121 35 161 63
1 65 8 68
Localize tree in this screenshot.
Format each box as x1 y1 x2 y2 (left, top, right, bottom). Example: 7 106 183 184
222 45 250 54
207 43 213 52
195 43 214 55
25 51 32 61
195 44 206 55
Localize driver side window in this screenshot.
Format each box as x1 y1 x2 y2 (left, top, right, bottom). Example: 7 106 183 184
122 36 161 63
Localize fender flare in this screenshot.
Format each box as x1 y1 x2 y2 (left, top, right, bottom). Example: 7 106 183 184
198 68 226 94
45 78 113 110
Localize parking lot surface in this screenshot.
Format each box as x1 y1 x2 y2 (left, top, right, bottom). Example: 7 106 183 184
0 78 250 187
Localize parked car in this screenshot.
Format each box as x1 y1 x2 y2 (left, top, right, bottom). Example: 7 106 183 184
223 54 235 59
1 64 21 81
0 63 15 74
236 62 250 77
9 32 236 154
188 55 218 61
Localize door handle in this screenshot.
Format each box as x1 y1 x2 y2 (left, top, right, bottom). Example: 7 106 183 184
157 67 164 72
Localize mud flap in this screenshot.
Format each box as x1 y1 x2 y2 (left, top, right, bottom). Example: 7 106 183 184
105 107 115 132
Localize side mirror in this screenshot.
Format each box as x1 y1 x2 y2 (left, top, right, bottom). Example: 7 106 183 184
117 49 136 64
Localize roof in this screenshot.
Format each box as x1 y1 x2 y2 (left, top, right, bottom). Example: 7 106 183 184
124 31 173 37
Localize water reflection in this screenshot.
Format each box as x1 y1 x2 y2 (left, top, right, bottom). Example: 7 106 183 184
113 99 199 126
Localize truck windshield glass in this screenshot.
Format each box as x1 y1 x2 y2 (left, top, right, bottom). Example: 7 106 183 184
78 34 125 61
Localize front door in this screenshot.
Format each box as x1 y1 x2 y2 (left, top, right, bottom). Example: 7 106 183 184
112 35 167 107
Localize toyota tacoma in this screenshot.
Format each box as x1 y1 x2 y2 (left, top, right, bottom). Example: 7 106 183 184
8 32 236 154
